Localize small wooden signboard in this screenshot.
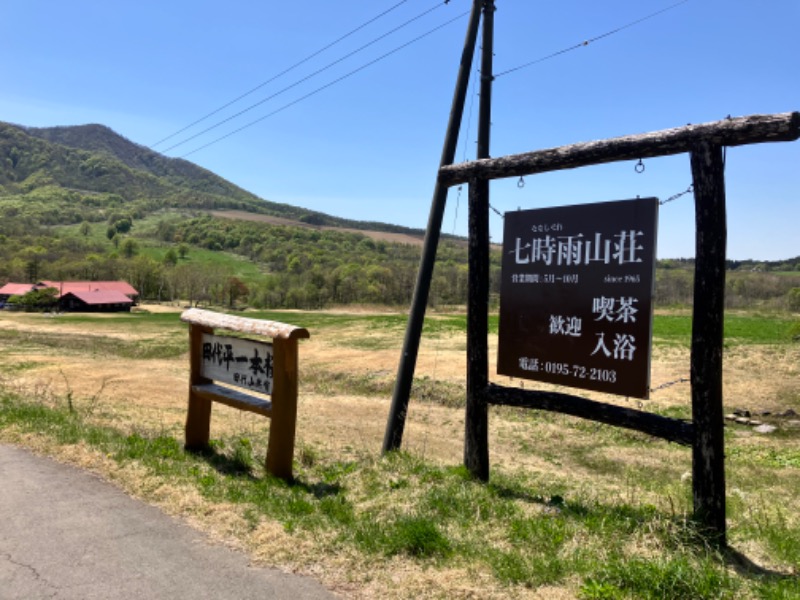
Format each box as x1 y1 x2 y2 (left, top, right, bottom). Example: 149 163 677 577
180 308 309 479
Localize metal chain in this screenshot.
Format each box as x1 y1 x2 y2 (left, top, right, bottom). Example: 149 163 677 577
659 184 693 206
650 377 689 392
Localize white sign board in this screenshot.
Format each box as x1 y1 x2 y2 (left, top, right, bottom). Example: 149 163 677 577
201 333 273 396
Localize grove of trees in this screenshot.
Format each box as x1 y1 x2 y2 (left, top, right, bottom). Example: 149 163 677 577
3 121 799 312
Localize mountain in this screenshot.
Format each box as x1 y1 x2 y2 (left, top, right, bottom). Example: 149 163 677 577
0 120 427 236
23 123 267 200
0 121 323 222
0 121 466 309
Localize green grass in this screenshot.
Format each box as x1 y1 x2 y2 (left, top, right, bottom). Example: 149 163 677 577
0 360 39 374
302 369 467 408
277 310 795 346
3 390 797 598
248 310 466 337
28 306 791 351
166 247 266 282
653 313 798 347
59 214 267 287
581 554 737 599
53 310 181 328
1 307 798 597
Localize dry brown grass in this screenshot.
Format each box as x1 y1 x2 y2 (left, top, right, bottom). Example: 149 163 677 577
1 305 798 597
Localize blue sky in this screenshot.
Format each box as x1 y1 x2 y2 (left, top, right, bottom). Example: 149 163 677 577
1 0 798 260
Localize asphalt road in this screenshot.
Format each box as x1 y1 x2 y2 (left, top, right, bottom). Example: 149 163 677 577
0 444 336 599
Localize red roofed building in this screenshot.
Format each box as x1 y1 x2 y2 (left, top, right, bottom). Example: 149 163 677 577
58 290 134 313
39 281 139 304
0 280 139 311
0 283 38 304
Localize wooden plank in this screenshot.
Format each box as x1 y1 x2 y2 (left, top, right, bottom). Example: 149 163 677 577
689 141 728 546
438 112 800 186
191 383 273 417
181 308 309 340
488 384 695 446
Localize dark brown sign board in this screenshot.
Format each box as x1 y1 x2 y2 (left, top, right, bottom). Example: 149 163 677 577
498 197 659 399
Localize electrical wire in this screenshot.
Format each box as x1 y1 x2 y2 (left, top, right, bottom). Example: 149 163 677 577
180 9 470 159
162 1 451 154
152 0 415 148
494 0 691 79
452 48 481 233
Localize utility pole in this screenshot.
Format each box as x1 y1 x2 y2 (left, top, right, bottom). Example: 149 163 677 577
383 0 490 453
465 0 494 479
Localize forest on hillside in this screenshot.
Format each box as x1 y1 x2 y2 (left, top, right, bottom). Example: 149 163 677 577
2 209 800 311
0 211 482 309
0 121 435 238
2 120 799 311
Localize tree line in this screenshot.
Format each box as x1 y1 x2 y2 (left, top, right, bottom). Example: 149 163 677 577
1 210 799 311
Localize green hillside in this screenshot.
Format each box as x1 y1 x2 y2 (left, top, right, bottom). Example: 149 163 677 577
0 121 434 235
0 121 329 224
0 120 478 308
1 120 798 311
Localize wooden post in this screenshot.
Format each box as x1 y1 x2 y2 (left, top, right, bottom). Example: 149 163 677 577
267 338 299 480
465 178 491 480
185 323 213 450
689 141 728 546
464 0 495 481
383 0 484 453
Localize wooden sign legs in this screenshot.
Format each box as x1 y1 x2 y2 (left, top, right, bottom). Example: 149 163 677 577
186 323 213 450
265 338 299 480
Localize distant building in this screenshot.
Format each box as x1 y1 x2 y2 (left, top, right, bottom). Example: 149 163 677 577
0 281 139 312
39 281 140 305
0 283 38 308
58 290 134 312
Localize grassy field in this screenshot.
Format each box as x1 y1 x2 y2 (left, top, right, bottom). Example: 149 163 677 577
0 307 798 598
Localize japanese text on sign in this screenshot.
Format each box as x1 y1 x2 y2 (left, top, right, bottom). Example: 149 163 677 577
497 198 658 399
201 333 274 395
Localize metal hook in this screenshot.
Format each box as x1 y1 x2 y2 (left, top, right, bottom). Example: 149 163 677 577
517 176 525 188
635 159 645 174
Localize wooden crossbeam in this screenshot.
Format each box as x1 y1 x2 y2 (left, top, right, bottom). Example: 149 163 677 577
439 112 800 186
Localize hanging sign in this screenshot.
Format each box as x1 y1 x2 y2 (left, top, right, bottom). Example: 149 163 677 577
201 333 274 396
497 197 659 399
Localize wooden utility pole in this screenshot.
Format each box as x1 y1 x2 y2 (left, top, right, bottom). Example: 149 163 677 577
464 0 495 480
383 0 485 453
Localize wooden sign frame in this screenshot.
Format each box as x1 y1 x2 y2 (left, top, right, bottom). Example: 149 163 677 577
180 308 309 480
440 112 800 546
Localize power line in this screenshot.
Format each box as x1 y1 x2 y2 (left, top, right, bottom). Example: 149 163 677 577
180 10 471 159
152 0 415 149
161 0 451 154
452 46 481 234
494 0 692 79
